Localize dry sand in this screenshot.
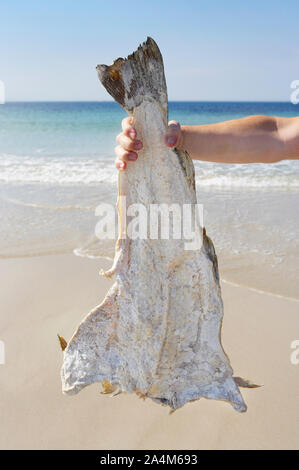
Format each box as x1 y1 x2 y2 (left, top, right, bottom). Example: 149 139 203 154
0 253 298 450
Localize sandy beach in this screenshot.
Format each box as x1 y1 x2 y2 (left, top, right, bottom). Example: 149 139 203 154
0 253 298 450
1 0 299 452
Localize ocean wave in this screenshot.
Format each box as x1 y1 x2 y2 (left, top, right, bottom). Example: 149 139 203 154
193 160 299 189
1 153 299 189
0 154 118 185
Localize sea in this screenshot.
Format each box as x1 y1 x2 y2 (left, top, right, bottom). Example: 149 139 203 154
0 101 298 299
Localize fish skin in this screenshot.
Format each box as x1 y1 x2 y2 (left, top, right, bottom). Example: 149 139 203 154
61 37 247 412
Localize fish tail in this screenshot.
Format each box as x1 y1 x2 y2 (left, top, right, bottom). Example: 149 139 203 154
96 37 168 115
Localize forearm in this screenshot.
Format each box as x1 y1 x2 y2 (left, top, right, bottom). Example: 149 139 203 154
179 115 299 164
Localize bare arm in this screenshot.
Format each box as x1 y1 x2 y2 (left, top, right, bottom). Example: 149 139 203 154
115 115 299 169
179 116 299 164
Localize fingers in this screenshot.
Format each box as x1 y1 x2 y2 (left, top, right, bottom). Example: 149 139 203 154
115 144 138 164
121 117 136 139
115 159 126 171
115 144 139 171
115 117 143 170
115 118 181 173
116 132 143 152
165 120 181 148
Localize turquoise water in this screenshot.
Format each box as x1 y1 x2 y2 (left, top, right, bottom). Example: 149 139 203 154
1 101 298 156
1 102 298 160
0 101 298 187
0 101 298 298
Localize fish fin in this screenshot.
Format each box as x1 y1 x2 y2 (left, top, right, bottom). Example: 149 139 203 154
234 376 262 388
135 390 148 401
96 37 168 114
61 284 120 395
99 380 119 395
99 238 129 278
57 334 67 351
99 268 114 279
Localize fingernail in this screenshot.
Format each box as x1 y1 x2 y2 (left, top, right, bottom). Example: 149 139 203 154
127 153 137 161
119 161 126 170
167 136 177 146
134 140 142 150
129 128 136 139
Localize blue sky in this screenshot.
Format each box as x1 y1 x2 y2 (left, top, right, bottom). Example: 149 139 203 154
1 0 298 101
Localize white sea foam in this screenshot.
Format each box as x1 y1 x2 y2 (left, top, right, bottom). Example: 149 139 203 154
1 153 299 189
193 160 299 189
0 154 118 185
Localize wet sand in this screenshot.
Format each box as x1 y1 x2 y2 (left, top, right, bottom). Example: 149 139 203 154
0 254 298 449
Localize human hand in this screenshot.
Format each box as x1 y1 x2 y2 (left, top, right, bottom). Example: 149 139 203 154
115 118 182 170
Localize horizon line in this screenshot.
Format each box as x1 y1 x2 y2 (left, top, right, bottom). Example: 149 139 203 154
3 99 294 104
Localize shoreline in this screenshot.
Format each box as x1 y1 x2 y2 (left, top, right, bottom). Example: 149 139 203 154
2 182 298 300
221 278 299 304
1 249 299 303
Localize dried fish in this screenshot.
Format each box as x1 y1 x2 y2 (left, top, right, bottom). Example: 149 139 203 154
61 38 247 412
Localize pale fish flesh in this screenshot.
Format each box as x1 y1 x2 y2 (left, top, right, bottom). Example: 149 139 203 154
61 37 248 412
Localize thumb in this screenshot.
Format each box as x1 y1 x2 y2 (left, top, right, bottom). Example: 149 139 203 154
165 120 181 148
